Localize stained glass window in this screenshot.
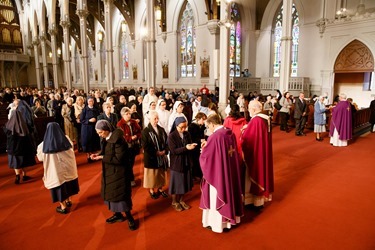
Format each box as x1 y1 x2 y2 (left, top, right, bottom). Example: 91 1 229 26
180 2 196 78
121 33 129 79
229 3 241 77
273 4 299 77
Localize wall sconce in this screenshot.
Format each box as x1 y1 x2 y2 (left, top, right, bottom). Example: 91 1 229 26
49 52 52 58
121 21 127 33
218 20 232 28
57 48 61 56
97 31 103 42
155 6 162 22
69 44 72 51
336 8 347 19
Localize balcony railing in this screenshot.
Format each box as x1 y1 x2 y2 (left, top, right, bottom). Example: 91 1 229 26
231 77 310 97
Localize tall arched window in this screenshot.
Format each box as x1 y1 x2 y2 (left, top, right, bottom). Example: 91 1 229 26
100 41 106 80
229 3 241 77
74 46 80 81
179 2 196 78
121 33 129 79
273 4 299 77
88 41 94 80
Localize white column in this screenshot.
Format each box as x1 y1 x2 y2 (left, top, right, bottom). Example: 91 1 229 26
218 1 230 112
76 7 90 93
32 37 42 89
60 16 72 90
39 33 49 88
103 0 114 91
49 25 59 89
279 0 293 93
145 0 156 88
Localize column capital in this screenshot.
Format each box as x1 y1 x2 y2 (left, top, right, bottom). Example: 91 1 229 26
39 34 47 42
48 26 58 36
60 20 71 29
32 38 40 46
76 9 89 19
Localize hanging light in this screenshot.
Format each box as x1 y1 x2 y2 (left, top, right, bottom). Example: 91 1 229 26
57 48 61 56
49 52 52 58
121 21 127 33
97 31 103 42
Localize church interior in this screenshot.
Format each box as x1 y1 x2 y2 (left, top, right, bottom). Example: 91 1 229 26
0 0 375 249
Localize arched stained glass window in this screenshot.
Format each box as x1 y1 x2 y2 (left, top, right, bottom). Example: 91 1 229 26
180 2 196 78
273 4 299 77
229 3 241 77
121 33 129 79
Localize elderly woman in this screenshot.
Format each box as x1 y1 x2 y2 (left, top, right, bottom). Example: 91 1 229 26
97 102 118 128
37 122 79 214
61 97 76 142
168 117 196 211
91 120 136 231
142 111 169 199
117 107 142 187
314 96 328 141
80 96 101 162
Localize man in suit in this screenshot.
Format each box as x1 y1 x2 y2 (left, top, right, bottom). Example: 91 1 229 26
294 92 307 136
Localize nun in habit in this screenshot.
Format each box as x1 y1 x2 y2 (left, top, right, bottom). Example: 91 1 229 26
37 122 79 214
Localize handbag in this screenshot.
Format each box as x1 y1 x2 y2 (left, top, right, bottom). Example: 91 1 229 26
274 101 282 110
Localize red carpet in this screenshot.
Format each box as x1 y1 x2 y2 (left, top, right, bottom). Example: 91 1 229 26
0 128 375 249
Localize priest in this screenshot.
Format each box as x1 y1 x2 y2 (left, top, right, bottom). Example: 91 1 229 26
329 93 352 147
199 114 243 233
242 100 274 210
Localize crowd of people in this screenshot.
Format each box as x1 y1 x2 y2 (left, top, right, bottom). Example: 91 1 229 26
1 83 370 233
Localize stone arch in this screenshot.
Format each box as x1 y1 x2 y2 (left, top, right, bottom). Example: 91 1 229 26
334 39 374 73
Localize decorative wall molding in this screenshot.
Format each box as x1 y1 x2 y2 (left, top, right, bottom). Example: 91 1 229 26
334 39 374 73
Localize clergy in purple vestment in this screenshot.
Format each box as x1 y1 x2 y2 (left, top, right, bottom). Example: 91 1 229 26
329 93 352 147
199 114 243 233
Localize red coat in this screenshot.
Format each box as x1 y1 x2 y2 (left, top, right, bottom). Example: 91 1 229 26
117 118 142 144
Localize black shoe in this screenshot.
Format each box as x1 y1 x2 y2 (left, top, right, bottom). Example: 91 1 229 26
149 191 159 199
158 190 169 198
22 175 31 181
127 218 136 231
56 206 68 214
106 213 125 224
15 175 20 184
66 201 72 207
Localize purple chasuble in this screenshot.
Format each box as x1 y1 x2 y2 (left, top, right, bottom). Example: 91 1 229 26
199 127 243 224
329 100 352 140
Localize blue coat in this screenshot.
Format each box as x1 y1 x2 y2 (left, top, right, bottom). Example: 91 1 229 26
314 101 326 125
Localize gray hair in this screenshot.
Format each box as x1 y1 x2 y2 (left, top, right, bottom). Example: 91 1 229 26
339 93 347 100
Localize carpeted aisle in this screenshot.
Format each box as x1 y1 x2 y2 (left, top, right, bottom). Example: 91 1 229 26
0 129 375 250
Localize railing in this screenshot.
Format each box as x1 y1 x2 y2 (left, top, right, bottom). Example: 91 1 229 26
352 108 371 136
0 51 29 63
231 77 310 97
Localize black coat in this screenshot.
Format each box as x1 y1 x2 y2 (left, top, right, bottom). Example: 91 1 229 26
142 124 168 169
167 130 193 173
100 129 132 203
